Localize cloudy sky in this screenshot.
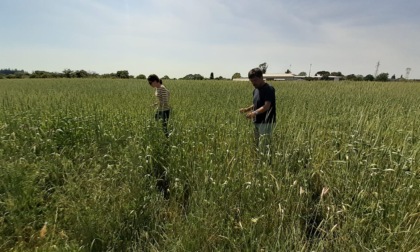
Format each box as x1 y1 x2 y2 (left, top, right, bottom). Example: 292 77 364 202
1 0 419 79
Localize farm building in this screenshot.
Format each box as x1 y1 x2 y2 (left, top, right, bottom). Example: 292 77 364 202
232 73 306 81
233 73 343 81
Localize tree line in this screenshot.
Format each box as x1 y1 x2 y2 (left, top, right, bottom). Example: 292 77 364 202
0 69 228 80
312 71 395 82
0 69 136 79
0 68 409 82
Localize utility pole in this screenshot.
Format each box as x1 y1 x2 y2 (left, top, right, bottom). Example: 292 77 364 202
309 64 312 77
374 61 380 77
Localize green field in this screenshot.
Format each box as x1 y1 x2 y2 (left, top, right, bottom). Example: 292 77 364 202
1 79 419 251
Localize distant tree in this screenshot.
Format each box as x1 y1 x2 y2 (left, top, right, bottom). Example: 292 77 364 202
285 69 291 74
232 72 241 79
30 70 52 78
315 71 330 80
161 75 170 80
364 74 375 81
259 62 268 74
136 74 146 79
0 69 12 75
75 70 88 78
88 71 98 77
101 73 117 78
346 74 357 81
0 68 25 75
331 71 343 76
375 73 389 82
63 69 73 78
355 75 364 81
0 68 28 78
210 72 214 79
391 74 396 80
298 72 307 76
14 72 26 79
116 70 129 79
181 74 204 80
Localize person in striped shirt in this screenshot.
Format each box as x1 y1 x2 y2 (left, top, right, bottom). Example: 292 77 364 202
148 74 171 138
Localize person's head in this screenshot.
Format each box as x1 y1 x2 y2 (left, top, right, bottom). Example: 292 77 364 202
147 74 162 87
248 68 265 88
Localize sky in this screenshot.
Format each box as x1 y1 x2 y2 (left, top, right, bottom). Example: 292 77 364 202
1 0 419 79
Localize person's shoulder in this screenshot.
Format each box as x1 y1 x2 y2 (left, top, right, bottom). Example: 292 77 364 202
263 83 275 90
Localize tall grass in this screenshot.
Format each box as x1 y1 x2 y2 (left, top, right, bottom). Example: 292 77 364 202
0 79 419 251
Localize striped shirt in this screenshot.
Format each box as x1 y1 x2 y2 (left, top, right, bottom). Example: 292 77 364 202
155 85 170 111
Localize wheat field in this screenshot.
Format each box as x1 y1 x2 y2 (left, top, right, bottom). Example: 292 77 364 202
0 78 419 251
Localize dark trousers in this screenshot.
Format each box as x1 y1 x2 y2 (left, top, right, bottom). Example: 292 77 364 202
155 109 170 137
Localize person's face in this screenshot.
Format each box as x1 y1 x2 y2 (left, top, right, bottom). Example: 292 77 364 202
249 76 264 88
149 80 159 88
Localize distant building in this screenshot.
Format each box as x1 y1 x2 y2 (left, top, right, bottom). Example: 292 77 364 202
232 73 308 81
328 76 343 81
232 73 344 81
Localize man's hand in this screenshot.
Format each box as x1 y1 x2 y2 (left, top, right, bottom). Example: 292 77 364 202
246 111 256 119
240 106 253 114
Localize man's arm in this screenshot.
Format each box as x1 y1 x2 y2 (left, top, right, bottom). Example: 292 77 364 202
246 101 271 119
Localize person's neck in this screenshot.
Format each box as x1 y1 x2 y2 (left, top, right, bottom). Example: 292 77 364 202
257 82 266 89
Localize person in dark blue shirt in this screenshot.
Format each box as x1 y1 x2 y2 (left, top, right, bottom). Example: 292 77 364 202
240 68 276 157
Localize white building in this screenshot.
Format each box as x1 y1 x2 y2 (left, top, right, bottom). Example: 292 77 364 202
232 73 307 81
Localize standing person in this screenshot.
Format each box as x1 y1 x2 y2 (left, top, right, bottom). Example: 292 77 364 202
148 74 171 138
240 67 276 157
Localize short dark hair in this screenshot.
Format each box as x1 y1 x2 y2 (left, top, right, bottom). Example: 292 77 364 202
147 74 160 84
248 68 263 79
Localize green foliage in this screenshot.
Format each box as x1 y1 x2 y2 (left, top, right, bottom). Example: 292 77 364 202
0 79 419 251
30 70 61 78
232 72 241 79
315 71 330 80
74 70 88 78
136 74 146 79
63 69 73 78
0 68 26 76
345 74 363 81
364 74 375 81
181 74 204 80
376 73 389 82
330 71 343 76
210 72 214 79
116 70 130 79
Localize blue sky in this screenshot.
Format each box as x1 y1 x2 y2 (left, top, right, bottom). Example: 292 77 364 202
1 0 419 79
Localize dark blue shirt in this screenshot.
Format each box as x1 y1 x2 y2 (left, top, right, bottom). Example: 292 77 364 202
253 83 276 123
